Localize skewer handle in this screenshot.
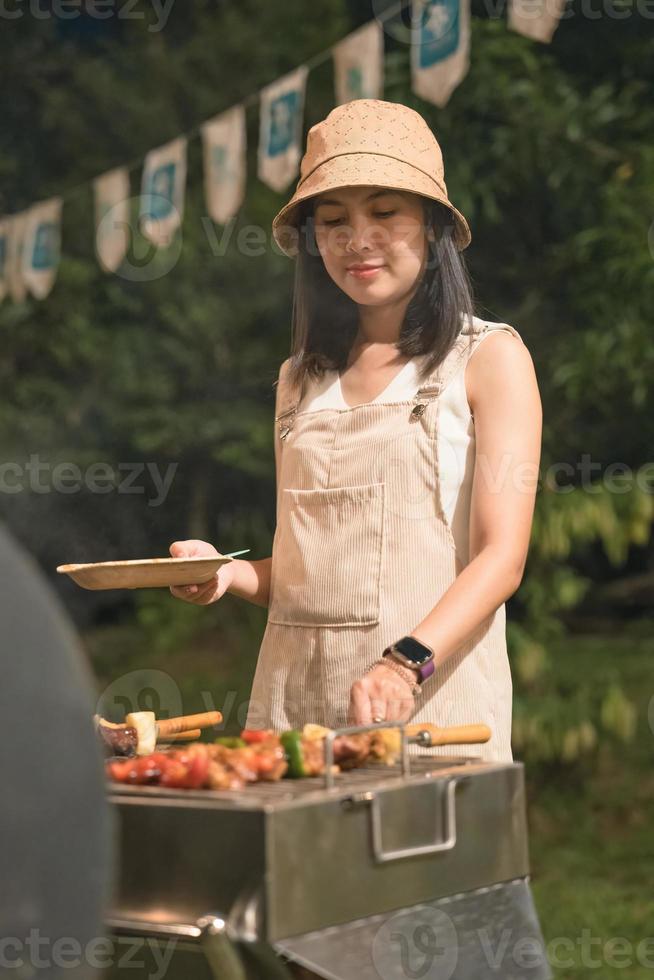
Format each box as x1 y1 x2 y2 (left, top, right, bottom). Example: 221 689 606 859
405 723 491 746
157 729 201 743
156 711 222 738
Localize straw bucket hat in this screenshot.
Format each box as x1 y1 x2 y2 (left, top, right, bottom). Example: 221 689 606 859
271 99 471 257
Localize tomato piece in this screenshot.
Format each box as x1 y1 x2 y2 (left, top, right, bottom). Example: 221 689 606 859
240 729 274 744
252 750 278 775
133 755 167 783
159 760 189 788
184 748 210 788
106 759 136 783
155 746 209 789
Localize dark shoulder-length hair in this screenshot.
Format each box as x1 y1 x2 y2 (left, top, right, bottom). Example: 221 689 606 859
283 195 476 394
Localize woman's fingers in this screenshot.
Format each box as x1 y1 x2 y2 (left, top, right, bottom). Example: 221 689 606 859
370 697 387 723
168 539 224 604
349 666 416 725
170 575 219 604
170 584 196 601
384 693 415 722
189 576 218 598
169 540 201 558
349 680 373 725
169 539 219 559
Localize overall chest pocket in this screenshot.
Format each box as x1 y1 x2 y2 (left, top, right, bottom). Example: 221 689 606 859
268 482 385 628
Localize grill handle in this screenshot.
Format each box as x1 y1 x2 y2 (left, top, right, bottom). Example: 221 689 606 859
406 722 491 746
322 723 461 863
370 776 459 863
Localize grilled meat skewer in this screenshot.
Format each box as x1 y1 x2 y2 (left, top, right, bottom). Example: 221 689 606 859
95 710 221 757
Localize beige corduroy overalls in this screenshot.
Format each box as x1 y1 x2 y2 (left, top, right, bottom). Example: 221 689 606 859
246 317 525 762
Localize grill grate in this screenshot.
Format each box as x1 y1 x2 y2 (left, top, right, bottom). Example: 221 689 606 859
109 754 481 809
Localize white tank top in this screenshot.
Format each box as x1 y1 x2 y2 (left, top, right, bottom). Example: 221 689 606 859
297 317 504 569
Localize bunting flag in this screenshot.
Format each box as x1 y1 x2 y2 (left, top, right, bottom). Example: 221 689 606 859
411 0 471 108
6 214 27 303
0 9 572 301
0 217 10 303
333 20 384 105
258 65 308 193
21 197 62 300
507 0 566 43
93 167 131 273
201 105 247 225
139 136 187 248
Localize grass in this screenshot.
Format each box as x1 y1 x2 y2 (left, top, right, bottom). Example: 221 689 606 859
526 621 654 979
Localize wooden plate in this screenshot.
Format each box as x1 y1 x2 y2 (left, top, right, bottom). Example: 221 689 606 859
56 556 233 591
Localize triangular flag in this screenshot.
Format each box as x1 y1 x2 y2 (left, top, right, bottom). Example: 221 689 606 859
94 167 130 273
140 136 187 248
201 105 247 225
333 20 384 105
258 65 308 194
21 197 62 300
411 0 471 108
508 0 566 43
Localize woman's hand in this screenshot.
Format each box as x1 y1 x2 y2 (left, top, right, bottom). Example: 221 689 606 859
348 661 416 726
168 539 236 606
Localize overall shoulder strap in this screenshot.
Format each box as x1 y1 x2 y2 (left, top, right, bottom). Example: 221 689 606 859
273 357 303 489
462 320 526 372
274 357 300 421
415 316 525 401
415 314 480 400
479 320 524 344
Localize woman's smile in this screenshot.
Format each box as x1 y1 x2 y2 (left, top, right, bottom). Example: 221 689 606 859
346 263 386 280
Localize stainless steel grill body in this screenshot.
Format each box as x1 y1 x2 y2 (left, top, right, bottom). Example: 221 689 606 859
108 756 531 944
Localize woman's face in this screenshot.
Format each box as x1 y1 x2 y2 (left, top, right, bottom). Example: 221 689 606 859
312 186 430 307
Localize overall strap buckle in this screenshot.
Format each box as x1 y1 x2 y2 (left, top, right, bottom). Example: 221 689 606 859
410 379 442 421
275 405 297 440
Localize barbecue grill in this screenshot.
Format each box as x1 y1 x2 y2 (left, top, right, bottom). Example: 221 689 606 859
106 728 553 980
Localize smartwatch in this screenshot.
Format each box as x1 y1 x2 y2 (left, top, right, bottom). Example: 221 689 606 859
383 635 435 684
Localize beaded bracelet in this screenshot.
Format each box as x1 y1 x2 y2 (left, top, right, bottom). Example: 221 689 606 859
364 658 422 697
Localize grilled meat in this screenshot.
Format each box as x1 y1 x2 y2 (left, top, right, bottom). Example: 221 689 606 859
96 718 138 757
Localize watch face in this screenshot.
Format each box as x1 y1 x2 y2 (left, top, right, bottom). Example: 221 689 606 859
395 636 433 666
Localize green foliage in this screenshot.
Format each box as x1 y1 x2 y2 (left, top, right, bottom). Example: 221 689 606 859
508 476 650 766
133 589 210 656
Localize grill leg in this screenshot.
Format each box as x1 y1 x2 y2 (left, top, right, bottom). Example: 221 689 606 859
201 927 248 980
201 926 300 980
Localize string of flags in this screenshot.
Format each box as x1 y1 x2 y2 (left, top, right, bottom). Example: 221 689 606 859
0 0 565 303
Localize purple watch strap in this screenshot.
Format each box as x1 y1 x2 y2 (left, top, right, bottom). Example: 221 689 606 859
382 647 435 685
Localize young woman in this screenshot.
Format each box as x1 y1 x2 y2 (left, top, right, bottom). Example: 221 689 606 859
170 99 542 762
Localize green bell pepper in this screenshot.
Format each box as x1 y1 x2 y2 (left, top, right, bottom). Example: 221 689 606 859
280 729 306 778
